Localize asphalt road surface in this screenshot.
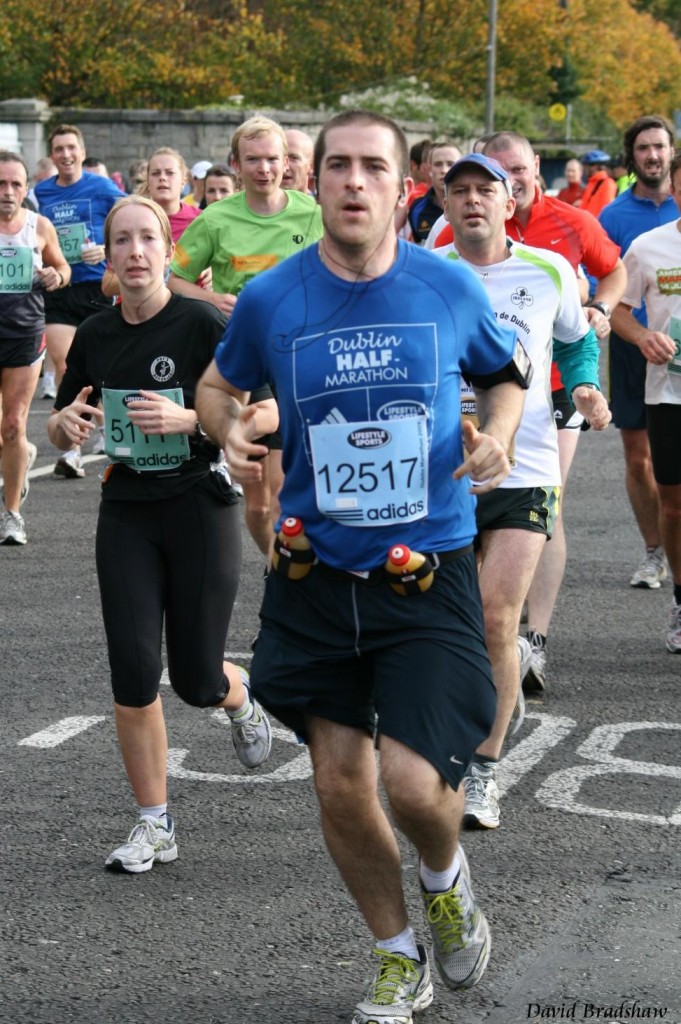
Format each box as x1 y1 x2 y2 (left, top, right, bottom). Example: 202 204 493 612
2 396 680 1024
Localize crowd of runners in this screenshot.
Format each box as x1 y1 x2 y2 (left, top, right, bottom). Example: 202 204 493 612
1 108 679 1024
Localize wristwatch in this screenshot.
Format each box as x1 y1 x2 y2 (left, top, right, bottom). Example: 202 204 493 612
194 419 208 440
590 300 612 320
571 382 599 397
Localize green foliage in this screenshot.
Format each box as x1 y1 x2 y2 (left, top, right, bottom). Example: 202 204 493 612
478 96 555 139
338 79 479 139
550 57 584 106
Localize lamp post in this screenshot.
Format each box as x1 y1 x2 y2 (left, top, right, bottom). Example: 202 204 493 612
485 0 498 133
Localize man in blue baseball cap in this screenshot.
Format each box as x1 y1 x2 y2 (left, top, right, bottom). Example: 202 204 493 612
443 152 513 195
581 149 617 217
437 150 612 830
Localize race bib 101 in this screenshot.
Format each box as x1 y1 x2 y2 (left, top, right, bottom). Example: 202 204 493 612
0 245 33 292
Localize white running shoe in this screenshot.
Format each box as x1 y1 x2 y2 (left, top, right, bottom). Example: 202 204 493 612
54 448 85 479
352 945 433 1024
105 815 178 874
523 630 547 694
0 509 27 545
229 674 272 768
665 602 681 653
40 373 57 400
630 546 667 589
421 845 491 990
463 760 500 830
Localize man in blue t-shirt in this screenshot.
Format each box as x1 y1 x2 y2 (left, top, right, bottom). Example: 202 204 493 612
599 114 677 589
196 110 529 1024
36 123 123 478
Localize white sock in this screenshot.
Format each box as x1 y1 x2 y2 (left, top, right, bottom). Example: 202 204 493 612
226 670 254 722
139 803 168 824
375 925 420 962
420 854 461 893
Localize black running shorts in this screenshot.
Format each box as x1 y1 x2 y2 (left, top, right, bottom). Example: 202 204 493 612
646 403 681 486
249 549 496 790
475 485 560 539
45 281 115 327
609 330 647 431
0 332 45 369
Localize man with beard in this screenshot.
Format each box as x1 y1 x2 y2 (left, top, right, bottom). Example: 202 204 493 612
599 115 677 590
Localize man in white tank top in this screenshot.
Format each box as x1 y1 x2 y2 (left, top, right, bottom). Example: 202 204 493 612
0 151 71 546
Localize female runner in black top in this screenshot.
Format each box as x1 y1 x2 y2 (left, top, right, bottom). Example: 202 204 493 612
48 195 274 873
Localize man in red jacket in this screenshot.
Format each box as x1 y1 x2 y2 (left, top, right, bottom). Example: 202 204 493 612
580 149 617 218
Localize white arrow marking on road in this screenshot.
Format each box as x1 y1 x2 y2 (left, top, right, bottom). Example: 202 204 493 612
18 716 106 747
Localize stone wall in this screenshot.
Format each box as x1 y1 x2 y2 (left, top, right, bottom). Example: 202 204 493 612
0 98 435 181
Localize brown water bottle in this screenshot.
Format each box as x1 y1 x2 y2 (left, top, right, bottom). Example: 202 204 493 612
384 544 434 596
271 517 316 580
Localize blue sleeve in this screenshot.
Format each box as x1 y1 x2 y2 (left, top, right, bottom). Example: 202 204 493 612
597 204 619 245
553 327 601 405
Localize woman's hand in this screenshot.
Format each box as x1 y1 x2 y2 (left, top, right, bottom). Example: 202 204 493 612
51 386 103 445
126 390 197 436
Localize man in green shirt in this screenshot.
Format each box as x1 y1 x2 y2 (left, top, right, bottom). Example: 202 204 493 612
169 115 323 555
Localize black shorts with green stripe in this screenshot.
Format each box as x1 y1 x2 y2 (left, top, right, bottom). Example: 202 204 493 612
475 485 560 539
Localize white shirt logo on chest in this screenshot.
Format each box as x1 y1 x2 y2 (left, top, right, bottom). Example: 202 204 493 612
150 356 175 383
511 287 534 310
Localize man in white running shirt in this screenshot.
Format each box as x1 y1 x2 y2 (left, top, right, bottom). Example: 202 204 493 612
436 153 612 829
611 150 681 654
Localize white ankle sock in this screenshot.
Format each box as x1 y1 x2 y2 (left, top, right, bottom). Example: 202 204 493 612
420 854 461 893
375 925 420 962
139 803 167 823
226 669 254 721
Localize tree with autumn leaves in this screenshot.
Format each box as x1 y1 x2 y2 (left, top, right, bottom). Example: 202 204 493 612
0 0 677 131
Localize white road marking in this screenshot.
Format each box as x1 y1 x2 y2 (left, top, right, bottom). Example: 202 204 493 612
498 711 577 796
167 724 312 782
535 720 681 824
0 452 107 488
18 711 681 823
18 716 106 747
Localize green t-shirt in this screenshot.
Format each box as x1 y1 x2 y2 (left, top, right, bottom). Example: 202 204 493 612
170 189 323 295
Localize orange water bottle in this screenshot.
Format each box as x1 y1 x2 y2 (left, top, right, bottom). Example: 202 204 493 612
271 517 316 580
384 544 434 596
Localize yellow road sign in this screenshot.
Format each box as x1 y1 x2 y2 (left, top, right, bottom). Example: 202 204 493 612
549 103 568 122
